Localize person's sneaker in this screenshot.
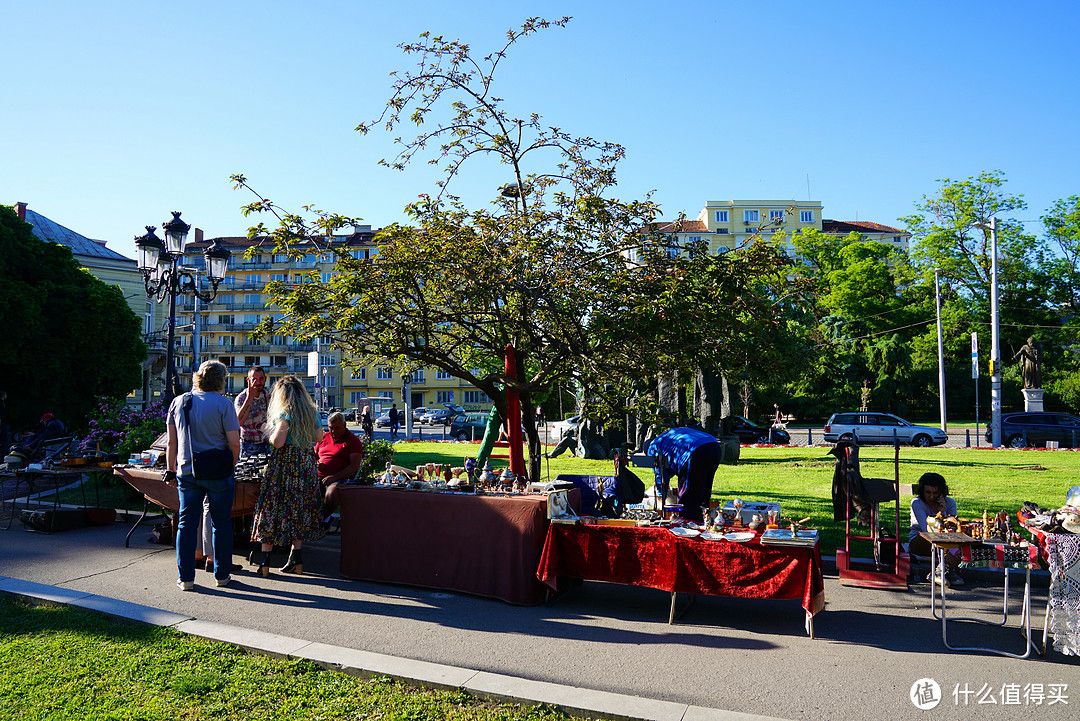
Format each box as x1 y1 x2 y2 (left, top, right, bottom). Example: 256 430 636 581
215 576 231 588
176 579 194 591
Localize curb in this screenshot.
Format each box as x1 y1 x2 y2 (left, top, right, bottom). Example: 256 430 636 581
0 576 789 721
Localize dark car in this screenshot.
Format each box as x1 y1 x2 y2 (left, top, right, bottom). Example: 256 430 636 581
988 411 1080 448
449 413 490 442
424 402 467 427
730 416 790 445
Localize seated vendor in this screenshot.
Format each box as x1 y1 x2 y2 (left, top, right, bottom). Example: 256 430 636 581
316 412 364 525
647 424 721 524
908 472 965 587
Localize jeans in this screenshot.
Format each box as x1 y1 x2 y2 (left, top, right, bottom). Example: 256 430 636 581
241 440 270 457
177 473 234 582
391 421 399 438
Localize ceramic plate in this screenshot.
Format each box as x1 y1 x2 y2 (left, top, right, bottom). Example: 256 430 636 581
700 531 726 541
724 531 756 542
670 526 701 538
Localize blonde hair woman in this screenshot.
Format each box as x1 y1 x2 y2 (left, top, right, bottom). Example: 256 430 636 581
250 375 324 576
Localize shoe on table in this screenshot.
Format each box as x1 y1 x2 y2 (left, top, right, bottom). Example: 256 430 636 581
176 579 194 591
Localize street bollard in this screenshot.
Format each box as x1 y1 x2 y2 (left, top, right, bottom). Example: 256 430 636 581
965 429 970 447
418 426 422 441
807 427 812 445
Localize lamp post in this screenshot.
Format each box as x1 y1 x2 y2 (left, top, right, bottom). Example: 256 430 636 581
973 217 1001 447
135 212 231 408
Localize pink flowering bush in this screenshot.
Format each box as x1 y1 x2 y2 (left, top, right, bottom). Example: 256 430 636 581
78 398 167 459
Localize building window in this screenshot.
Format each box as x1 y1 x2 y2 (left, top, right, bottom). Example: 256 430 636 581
325 376 336 388
464 390 488 404
893 235 902 243
436 390 454 404
377 391 393 400
218 356 233 367
321 273 332 283
800 210 814 223
350 368 367 380
350 391 365 404
245 294 261 304
219 336 234 347
273 253 289 263
769 210 784 222
320 355 335 366
270 273 287 282
245 356 260 367
319 253 333 263
436 369 452 380
218 314 234 325
715 210 729 223
408 370 425 383
247 274 261 284
271 356 286 367
743 210 759 223
377 367 393 380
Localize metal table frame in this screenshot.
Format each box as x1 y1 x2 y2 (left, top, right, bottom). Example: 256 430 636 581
926 538 1040 659
1 466 103 533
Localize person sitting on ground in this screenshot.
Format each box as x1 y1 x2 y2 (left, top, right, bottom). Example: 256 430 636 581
316 411 364 526
908 472 965 587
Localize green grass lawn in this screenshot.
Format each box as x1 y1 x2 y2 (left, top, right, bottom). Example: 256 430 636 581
48 441 1078 553
0 595 576 721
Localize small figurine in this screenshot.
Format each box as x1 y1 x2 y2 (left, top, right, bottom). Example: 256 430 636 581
381 462 394 484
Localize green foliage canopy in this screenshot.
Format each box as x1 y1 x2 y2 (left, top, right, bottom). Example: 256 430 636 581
0 205 145 432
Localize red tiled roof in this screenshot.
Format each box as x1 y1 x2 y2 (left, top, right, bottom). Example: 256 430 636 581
822 219 906 235
646 220 709 233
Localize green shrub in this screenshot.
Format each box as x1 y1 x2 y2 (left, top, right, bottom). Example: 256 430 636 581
359 439 395 480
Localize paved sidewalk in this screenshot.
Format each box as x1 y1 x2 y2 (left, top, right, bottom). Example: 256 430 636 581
1 520 1078 721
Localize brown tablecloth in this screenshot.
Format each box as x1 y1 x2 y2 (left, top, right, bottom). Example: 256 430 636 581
338 487 577 605
113 466 259 517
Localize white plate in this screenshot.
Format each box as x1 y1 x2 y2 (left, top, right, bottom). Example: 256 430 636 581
724 531 756 542
670 527 701 538
700 531 726 541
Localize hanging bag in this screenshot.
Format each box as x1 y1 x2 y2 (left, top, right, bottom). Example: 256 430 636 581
183 393 235 480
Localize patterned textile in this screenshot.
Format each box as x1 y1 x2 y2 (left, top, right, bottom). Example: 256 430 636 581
1044 533 1080 656
958 543 1041 570
251 443 324 546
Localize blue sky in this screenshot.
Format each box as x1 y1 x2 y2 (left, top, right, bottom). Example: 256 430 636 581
3 1 1078 260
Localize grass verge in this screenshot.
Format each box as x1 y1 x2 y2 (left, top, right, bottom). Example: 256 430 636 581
0 595 576 721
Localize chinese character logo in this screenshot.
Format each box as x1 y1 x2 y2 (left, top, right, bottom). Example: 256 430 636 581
911 678 942 710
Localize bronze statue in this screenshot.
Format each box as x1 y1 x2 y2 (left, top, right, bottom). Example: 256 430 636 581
1013 337 1042 389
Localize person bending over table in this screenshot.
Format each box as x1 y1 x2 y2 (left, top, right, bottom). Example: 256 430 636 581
316 411 364 525
647 424 721 524
908 471 965 587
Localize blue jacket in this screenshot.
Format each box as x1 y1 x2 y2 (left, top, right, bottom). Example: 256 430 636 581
648 427 719 488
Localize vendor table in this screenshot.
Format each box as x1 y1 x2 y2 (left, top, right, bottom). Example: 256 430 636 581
338 486 576 606
113 466 260 547
1 466 108 533
1030 531 1080 656
536 524 825 636
921 531 1041 659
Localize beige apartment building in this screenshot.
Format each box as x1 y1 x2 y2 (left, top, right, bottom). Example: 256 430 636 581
176 230 495 414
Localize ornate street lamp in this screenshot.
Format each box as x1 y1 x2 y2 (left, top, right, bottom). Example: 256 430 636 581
135 212 232 406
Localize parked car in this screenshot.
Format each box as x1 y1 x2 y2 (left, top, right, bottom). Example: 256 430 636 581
550 414 581 437
411 407 429 423
987 411 1080 448
449 413 491 442
374 412 393 428
319 410 329 431
823 412 947 447
423 402 467 426
730 416 790 445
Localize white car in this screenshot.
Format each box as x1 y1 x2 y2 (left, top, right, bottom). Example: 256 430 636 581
823 412 948 447
550 414 581 437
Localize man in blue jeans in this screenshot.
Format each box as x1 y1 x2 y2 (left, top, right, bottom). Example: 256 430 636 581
389 403 399 439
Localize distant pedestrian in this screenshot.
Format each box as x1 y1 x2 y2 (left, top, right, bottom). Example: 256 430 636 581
389 403 399 439
360 406 374 441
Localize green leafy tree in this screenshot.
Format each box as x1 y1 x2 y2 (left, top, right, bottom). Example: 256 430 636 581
233 18 807 479
0 205 146 432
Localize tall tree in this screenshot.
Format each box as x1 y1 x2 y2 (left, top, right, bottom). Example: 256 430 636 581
234 18 806 479
0 205 145 431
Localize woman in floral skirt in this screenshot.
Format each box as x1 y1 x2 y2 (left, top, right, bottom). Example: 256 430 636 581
251 375 323 576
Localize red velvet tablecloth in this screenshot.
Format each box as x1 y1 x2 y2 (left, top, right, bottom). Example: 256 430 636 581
537 524 825 622
339 487 578 606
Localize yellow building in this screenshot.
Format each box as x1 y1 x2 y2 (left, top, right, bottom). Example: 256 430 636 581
177 230 494 414
649 200 909 258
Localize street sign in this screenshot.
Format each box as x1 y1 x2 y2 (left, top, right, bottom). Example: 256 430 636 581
971 331 979 379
